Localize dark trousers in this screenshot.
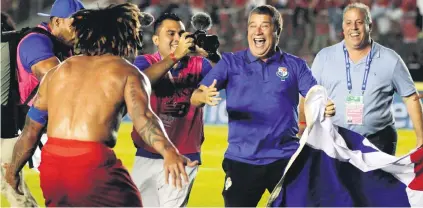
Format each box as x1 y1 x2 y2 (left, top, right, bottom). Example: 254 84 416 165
222 158 289 207
366 125 398 155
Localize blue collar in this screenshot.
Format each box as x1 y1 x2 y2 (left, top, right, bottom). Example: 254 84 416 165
246 47 284 63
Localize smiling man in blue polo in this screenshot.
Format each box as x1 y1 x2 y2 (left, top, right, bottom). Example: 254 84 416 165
191 4 336 207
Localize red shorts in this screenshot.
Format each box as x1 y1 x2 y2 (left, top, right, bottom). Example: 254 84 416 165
39 137 142 207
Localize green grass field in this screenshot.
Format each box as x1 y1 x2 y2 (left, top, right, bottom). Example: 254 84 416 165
1 124 418 207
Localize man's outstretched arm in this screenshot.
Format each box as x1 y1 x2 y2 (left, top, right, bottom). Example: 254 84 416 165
124 70 175 155
124 68 198 188
4 70 51 194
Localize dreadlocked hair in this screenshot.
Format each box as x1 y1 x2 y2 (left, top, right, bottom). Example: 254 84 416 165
71 3 143 57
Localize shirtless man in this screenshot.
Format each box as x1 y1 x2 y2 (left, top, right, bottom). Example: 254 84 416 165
4 3 196 207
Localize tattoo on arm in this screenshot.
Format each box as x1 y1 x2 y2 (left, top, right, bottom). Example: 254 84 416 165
128 79 173 154
9 116 43 176
135 119 173 154
9 67 49 175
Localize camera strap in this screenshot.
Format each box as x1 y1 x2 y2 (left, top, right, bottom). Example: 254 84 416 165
167 71 175 85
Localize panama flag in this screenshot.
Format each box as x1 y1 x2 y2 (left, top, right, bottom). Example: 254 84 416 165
267 85 423 207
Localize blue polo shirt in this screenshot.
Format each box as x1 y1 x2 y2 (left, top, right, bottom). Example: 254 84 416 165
200 48 317 165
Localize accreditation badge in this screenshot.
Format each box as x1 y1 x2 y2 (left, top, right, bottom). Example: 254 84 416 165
345 95 364 125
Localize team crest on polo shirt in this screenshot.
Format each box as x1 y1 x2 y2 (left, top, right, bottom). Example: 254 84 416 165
276 67 289 81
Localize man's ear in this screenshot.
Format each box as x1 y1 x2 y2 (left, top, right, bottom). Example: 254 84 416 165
152 35 159 46
51 17 61 27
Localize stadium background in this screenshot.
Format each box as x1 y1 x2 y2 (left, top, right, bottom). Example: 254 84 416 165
1 0 423 206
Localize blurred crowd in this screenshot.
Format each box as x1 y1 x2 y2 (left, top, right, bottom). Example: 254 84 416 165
2 0 422 81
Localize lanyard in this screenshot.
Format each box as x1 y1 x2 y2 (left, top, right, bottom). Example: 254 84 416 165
343 44 373 94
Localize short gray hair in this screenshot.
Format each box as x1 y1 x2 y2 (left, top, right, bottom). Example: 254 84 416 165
248 5 283 33
343 2 372 25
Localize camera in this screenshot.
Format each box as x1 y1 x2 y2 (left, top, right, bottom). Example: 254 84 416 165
186 30 220 55
186 12 220 61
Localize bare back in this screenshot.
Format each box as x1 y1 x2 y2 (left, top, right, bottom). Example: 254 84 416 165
45 55 138 147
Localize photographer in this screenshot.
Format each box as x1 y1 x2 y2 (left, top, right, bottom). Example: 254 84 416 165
130 12 220 207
